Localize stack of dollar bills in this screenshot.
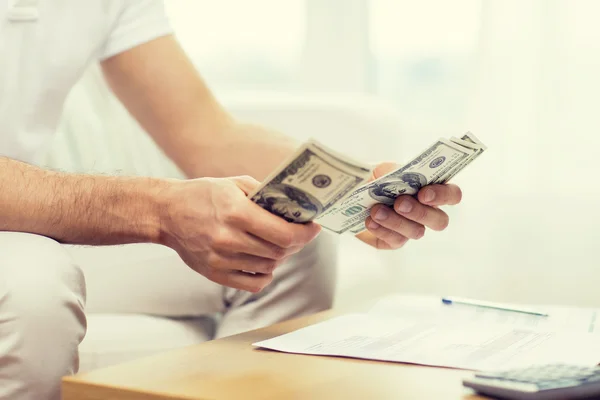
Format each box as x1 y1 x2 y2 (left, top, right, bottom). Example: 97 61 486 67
248 132 486 234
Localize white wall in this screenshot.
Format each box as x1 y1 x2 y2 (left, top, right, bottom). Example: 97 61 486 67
50 0 600 309
429 0 600 307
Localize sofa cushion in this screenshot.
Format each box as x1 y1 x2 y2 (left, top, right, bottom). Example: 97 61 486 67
80 314 215 372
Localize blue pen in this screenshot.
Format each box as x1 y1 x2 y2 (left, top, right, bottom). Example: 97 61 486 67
442 296 549 317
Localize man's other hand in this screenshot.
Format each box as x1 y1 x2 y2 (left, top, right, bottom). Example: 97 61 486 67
159 176 321 292
356 162 462 250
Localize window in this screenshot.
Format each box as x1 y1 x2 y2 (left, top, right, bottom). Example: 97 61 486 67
165 0 306 90
369 0 482 136
164 0 482 137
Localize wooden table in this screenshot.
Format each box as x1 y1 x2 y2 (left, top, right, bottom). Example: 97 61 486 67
62 311 487 400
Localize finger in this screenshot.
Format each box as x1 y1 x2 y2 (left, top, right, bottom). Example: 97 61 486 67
240 202 322 248
370 204 425 239
372 162 399 180
393 196 449 231
355 230 395 250
213 229 303 260
244 235 304 260
417 184 462 206
232 175 261 195
364 217 410 249
210 251 282 275
209 269 273 293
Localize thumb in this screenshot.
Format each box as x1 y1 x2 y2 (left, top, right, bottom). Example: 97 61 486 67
371 162 399 180
232 175 261 195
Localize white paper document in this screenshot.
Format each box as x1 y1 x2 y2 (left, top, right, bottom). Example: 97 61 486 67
253 295 600 371
369 294 599 334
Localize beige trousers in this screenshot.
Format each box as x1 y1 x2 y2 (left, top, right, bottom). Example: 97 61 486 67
0 231 338 400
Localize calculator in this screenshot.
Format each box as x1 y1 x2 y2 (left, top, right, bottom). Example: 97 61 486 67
462 364 600 399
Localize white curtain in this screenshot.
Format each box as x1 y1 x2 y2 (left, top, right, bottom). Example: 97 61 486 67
46 0 600 307
386 0 600 307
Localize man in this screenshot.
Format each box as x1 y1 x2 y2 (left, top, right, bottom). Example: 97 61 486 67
0 1 463 399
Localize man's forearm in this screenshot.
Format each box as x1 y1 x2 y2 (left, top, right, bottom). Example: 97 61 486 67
100 36 299 181
0 157 165 245
173 120 299 180
106 61 299 180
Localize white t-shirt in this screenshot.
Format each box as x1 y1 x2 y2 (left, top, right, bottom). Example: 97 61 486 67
0 0 173 163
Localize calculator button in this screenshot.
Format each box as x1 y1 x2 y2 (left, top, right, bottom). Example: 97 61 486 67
583 374 600 383
574 372 597 380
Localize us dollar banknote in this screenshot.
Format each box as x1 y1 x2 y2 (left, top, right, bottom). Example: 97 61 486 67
314 138 478 234
435 132 487 184
248 139 373 223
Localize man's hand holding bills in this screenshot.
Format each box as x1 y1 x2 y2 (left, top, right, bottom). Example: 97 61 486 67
315 132 485 234
247 140 373 223
354 164 464 249
248 132 486 249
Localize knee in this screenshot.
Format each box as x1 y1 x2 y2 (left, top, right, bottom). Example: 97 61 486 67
277 230 339 311
0 232 87 374
0 232 86 310
306 231 339 308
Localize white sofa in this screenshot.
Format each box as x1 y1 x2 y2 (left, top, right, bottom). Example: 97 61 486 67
43 65 406 372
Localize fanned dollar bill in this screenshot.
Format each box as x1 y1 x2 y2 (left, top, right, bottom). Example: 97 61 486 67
314 138 476 234
251 133 486 234
248 139 373 223
435 132 487 184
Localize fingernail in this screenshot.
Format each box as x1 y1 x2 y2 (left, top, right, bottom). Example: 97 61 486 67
368 219 380 230
374 207 390 221
422 189 435 202
396 199 413 213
